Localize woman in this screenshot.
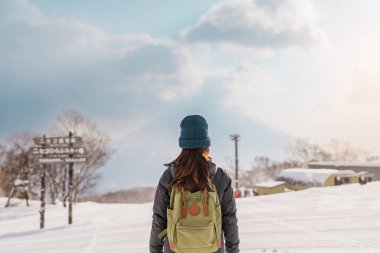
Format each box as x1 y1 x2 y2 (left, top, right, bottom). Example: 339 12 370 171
150 115 240 253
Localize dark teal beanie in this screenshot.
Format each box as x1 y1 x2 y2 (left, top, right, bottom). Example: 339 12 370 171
179 115 211 149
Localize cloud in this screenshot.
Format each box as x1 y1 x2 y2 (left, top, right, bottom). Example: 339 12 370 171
0 0 211 190
0 0 202 122
204 64 281 120
348 69 380 106
119 43 203 101
0 0 332 190
181 0 327 50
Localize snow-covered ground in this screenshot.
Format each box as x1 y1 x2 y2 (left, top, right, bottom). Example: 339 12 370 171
0 183 380 253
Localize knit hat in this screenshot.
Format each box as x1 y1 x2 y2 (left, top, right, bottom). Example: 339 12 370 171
179 115 211 149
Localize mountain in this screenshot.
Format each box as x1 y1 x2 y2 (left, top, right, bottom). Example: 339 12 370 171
97 84 294 192
81 187 156 204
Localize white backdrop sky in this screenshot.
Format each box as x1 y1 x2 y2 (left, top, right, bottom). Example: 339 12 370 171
2 0 380 191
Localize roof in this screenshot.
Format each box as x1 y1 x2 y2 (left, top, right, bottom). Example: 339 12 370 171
255 181 286 188
308 161 380 168
276 168 356 185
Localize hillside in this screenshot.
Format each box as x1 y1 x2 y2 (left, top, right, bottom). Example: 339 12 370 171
81 187 156 204
0 183 379 253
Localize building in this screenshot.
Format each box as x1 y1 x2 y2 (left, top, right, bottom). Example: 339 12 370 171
275 168 361 191
253 181 286 195
308 161 379 181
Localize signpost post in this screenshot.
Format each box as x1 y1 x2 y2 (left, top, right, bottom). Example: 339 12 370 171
40 135 46 229
68 131 73 225
40 165 46 229
30 133 86 229
40 167 45 229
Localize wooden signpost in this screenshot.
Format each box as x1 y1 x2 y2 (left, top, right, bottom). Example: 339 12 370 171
30 132 86 229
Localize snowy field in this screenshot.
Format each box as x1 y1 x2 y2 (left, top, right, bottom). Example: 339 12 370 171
0 183 380 253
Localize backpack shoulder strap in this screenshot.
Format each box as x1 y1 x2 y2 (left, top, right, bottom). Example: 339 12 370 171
169 186 180 210
158 229 167 240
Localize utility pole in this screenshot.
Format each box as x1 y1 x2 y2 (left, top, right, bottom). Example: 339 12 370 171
229 134 240 190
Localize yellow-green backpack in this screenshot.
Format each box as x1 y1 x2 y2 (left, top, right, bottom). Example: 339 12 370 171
159 182 222 253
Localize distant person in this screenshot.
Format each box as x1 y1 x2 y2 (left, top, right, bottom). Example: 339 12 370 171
334 176 342 186
150 115 240 253
234 190 242 199
244 189 250 198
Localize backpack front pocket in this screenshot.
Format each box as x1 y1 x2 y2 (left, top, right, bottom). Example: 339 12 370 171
176 223 215 249
166 208 177 245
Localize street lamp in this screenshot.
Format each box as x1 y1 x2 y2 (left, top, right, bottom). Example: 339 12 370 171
229 134 240 191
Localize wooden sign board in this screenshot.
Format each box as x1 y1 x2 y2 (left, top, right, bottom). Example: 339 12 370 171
33 137 83 146
31 135 86 165
30 147 86 157
32 133 84 230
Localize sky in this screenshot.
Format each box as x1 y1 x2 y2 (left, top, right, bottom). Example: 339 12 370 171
2 0 380 192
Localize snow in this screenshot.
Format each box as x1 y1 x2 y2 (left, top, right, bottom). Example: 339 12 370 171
13 179 29 187
255 180 285 188
1 182 380 253
277 168 356 185
308 161 380 168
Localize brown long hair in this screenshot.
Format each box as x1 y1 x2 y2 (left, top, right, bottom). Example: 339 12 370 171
169 148 211 191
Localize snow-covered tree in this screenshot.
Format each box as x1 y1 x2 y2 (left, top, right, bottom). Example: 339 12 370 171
0 131 39 201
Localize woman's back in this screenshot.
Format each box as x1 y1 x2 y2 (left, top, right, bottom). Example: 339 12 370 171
149 115 240 253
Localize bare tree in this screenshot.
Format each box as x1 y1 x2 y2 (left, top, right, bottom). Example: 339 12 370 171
0 143 4 159
45 167 60 205
0 144 5 197
287 139 378 164
0 132 40 205
240 156 301 186
286 139 332 167
50 110 115 203
326 139 378 162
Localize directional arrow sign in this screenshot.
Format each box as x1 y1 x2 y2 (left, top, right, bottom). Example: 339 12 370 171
37 157 87 164
33 137 83 146
30 147 86 156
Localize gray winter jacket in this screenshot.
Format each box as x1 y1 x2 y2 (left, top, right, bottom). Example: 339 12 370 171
149 161 240 253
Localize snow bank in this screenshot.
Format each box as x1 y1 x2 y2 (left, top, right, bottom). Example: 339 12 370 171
308 161 380 168
255 180 285 188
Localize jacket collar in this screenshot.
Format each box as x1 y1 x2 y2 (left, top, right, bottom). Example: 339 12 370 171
165 161 217 179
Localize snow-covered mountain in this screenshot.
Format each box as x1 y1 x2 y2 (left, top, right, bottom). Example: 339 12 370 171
1 182 379 253
99 99 293 192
